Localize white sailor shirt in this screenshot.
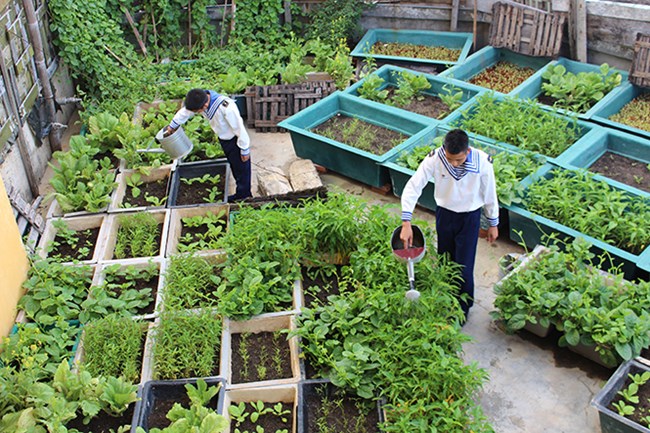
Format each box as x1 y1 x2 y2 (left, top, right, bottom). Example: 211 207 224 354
400 146 499 226
169 90 250 156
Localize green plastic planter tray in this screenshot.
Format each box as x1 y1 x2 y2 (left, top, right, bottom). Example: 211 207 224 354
443 94 600 164
439 46 552 95
508 164 646 279
278 92 432 188
344 64 482 122
554 126 650 199
350 29 473 70
511 57 629 120
590 82 650 140
591 359 650 433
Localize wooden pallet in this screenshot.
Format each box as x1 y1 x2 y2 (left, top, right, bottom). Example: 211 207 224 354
244 81 337 133
630 33 650 88
489 0 566 57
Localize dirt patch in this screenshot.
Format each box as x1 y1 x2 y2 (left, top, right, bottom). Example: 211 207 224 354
312 114 408 155
384 87 451 119
589 151 650 193
301 266 342 309
231 331 293 384
108 274 159 316
66 404 134 433
50 227 100 261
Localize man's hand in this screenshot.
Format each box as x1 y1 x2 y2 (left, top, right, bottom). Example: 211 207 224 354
164 126 177 137
400 221 413 249
487 226 499 243
241 153 250 162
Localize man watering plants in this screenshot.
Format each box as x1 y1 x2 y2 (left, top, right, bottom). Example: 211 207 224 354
399 129 499 322
166 88 252 202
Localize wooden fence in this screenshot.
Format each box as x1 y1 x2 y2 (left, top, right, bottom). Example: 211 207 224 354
630 33 650 88
244 81 337 133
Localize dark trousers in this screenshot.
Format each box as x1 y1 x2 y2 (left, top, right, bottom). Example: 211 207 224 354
220 136 251 200
435 206 481 316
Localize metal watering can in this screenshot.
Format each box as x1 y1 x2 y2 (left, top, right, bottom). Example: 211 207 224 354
390 224 427 302
137 126 193 160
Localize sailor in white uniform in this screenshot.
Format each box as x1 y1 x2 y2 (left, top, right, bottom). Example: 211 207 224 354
399 129 499 321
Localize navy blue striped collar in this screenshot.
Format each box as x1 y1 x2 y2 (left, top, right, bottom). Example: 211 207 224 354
204 90 227 119
438 147 480 180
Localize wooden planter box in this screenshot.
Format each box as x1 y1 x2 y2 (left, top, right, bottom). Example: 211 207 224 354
91 258 166 320
223 385 298 433
591 358 650 433
344 64 481 122
166 204 229 256
46 197 109 220
278 91 432 188
101 209 170 262
350 29 473 71
221 314 301 389
439 45 552 95
512 57 629 120
590 82 650 141
37 214 109 265
109 165 173 213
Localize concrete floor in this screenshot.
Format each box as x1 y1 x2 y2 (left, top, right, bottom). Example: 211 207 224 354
248 129 612 433
41 121 611 433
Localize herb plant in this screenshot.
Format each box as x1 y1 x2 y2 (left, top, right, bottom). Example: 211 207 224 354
610 93 650 131
114 212 161 259
164 253 223 310
468 61 535 93
370 42 461 61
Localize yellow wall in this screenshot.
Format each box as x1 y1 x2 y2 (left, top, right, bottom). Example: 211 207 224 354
0 177 29 337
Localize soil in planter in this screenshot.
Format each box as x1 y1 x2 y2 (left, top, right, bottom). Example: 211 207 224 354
146 384 222 429
302 266 343 309
50 227 100 261
304 383 381 433
607 368 650 427
96 150 121 169
370 42 461 62
66 403 135 433
231 331 293 383
178 216 228 251
588 151 650 193
312 114 408 155
468 61 536 94
536 93 596 114
108 273 159 315
384 87 451 119
123 178 169 208
175 176 227 206
234 402 293 433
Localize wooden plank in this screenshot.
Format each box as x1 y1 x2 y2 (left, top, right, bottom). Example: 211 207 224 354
574 0 587 61
450 0 460 31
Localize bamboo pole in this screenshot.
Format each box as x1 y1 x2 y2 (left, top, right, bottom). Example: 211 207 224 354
150 6 160 63
220 0 229 47
188 0 192 52
473 0 478 48
121 2 147 57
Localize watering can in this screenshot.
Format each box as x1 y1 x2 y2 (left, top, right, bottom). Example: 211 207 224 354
390 224 426 301
137 126 193 160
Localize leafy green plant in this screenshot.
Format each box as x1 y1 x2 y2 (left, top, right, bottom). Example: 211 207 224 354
153 310 222 380
164 253 223 310
306 0 369 47
218 67 250 95
82 315 148 382
391 70 432 107
47 219 95 262
178 210 228 252
228 400 291 433
454 93 581 157
357 74 389 103
114 212 161 259
438 83 464 115
468 61 535 93
541 63 622 113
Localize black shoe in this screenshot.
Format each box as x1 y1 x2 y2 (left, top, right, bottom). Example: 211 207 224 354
228 194 251 203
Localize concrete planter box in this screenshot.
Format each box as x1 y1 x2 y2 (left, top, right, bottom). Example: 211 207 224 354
37 214 109 265
223 385 298 433
166 204 229 256
508 164 647 279
344 64 481 122
46 198 109 220
591 359 650 433
132 376 226 433
101 209 170 262
109 165 173 213
590 82 650 140
221 314 301 389
511 57 629 120
439 46 552 95
91 258 166 320
443 93 601 163
350 29 473 71
554 127 650 199
278 92 432 187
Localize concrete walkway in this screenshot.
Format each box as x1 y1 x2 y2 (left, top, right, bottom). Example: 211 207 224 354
249 129 611 433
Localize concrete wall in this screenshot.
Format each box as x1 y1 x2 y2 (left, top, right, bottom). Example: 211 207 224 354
0 176 28 337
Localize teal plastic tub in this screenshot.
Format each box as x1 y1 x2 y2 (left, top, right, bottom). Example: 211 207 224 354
443 94 600 164
554 126 650 198
350 29 473 70
590 82 650 140
439 46 552 95
278 92 433 187
344 64 482 122
511 57 629 120
508 164 648 279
